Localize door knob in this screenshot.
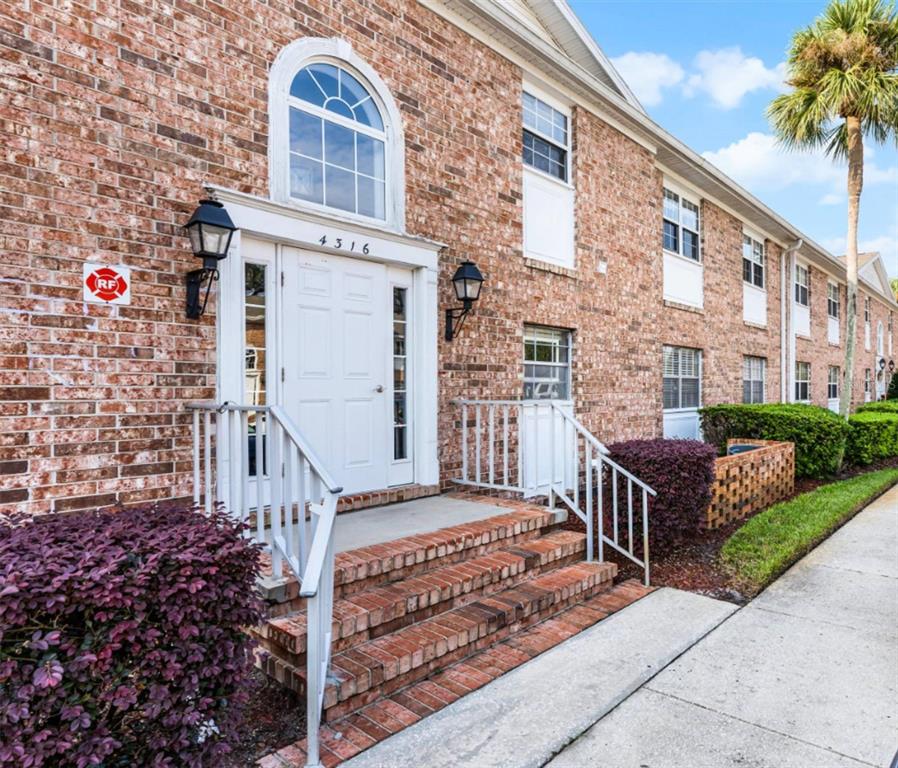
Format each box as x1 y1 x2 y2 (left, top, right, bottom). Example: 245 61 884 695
374 385 384 393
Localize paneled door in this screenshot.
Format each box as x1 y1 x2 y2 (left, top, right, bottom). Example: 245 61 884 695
281 247 391 495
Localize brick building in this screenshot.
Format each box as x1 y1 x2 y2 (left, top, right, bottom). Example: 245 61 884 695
1 0 896 515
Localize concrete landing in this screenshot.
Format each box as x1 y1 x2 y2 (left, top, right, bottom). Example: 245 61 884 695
340 588 736 768
333 494 565 553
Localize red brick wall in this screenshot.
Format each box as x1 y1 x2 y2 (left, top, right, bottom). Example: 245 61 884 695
0 0 893 514
661 201 784 407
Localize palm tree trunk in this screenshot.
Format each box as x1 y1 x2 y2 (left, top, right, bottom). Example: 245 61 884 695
840 115 863 419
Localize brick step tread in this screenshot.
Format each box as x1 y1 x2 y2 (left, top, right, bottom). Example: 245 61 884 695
258 579 656 768
262 501 561 608
262 561 616 712
262 530 588 656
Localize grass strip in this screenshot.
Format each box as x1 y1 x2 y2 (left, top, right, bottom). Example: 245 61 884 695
720 468 898 595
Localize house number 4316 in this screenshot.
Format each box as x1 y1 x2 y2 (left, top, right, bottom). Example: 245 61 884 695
318 235 370 254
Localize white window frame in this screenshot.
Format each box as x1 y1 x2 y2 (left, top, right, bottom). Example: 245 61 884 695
795 361 811 402
268 37 406 231
742 231 764 289
864 368 872 399
663 346 702 412
743 355 766 404
827 281 840 319
523 325 572 401
662 183 701 263
827 365 840 400
794 263 810 307
521 88 571 187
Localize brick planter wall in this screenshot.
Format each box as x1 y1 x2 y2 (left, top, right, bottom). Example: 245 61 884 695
706 439 794 529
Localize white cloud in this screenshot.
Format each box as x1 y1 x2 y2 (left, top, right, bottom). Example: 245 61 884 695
819 193 843 205
702 132 898 190
683 47 785 109
819 235 898 274
610 52 684 107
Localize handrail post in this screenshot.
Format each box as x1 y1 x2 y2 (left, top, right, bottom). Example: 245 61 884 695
642 487 650 586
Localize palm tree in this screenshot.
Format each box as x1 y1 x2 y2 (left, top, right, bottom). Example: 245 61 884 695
768 0 898 418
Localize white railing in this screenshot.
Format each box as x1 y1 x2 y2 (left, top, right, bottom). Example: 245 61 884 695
452 399 656 585
187 402 341 768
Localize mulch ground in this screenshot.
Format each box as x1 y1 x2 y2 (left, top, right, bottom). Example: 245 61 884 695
223 669 306 768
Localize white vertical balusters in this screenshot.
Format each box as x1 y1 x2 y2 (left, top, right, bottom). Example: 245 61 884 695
228 409 240 518
192 409 200 507
642 488 650 586
612 469 619 546
203 410 213 515
461 402 468 483
516 404 523 490
585 442 593 561
488 404 495 486
297 454 309 570
474 405 482 485
549 405 556 507
268 417 283 579
256 410 266 544
283 432 294 571
530 403 538 494
240 410 250 525
573 431 579 512
502 405 509 486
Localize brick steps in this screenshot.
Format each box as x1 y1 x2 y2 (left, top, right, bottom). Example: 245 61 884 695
258 579 656 768
260 560 616 719
260 530 587 659
263 505 561 615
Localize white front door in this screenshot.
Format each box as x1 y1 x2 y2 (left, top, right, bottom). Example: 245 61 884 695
281 247 396 495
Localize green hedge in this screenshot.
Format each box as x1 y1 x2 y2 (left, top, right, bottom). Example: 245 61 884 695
856 400 898 414
699 403 849 478
845 411 898 465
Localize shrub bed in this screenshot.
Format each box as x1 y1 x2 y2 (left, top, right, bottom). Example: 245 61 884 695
700 403 849 478
720 468 898 595
846 411 898 465
0 504 264 768
607 438 717 550
856 400 898 414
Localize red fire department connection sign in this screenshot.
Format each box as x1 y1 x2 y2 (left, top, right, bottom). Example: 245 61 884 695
83 263 131 305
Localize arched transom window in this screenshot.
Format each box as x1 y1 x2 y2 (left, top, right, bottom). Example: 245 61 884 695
288 62 386 219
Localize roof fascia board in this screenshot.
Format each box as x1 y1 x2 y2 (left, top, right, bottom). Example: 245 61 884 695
529 0 646 112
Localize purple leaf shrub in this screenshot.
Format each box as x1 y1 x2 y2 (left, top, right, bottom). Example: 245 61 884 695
0 504 264 767
608 439 718 550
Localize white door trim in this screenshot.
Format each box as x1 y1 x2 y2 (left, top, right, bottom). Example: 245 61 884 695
214 195 440 494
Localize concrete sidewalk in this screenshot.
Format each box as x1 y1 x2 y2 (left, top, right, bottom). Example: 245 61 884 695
549 484 898 768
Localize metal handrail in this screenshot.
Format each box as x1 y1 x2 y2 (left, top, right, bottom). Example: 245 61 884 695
186 400 339 768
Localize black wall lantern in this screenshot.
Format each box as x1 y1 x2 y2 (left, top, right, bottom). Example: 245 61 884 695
879 357 887 372
889 360 895 374
184 199 236 319
445 260 484 341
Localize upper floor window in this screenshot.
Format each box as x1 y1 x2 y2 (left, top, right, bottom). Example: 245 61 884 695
794 263 809 306
288 63 386 219
742 234 764 288
864 296 871 323
743 356 766 404
663 346 701 410
663 188 700 261
269 39 404 227
522 92 569 182
523 325 571 400
878 321 885 356
827 282 840 319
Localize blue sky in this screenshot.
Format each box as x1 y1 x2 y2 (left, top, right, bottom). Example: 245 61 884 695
570 0 898 280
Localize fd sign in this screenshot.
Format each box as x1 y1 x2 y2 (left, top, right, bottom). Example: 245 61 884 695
83 263 131 305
